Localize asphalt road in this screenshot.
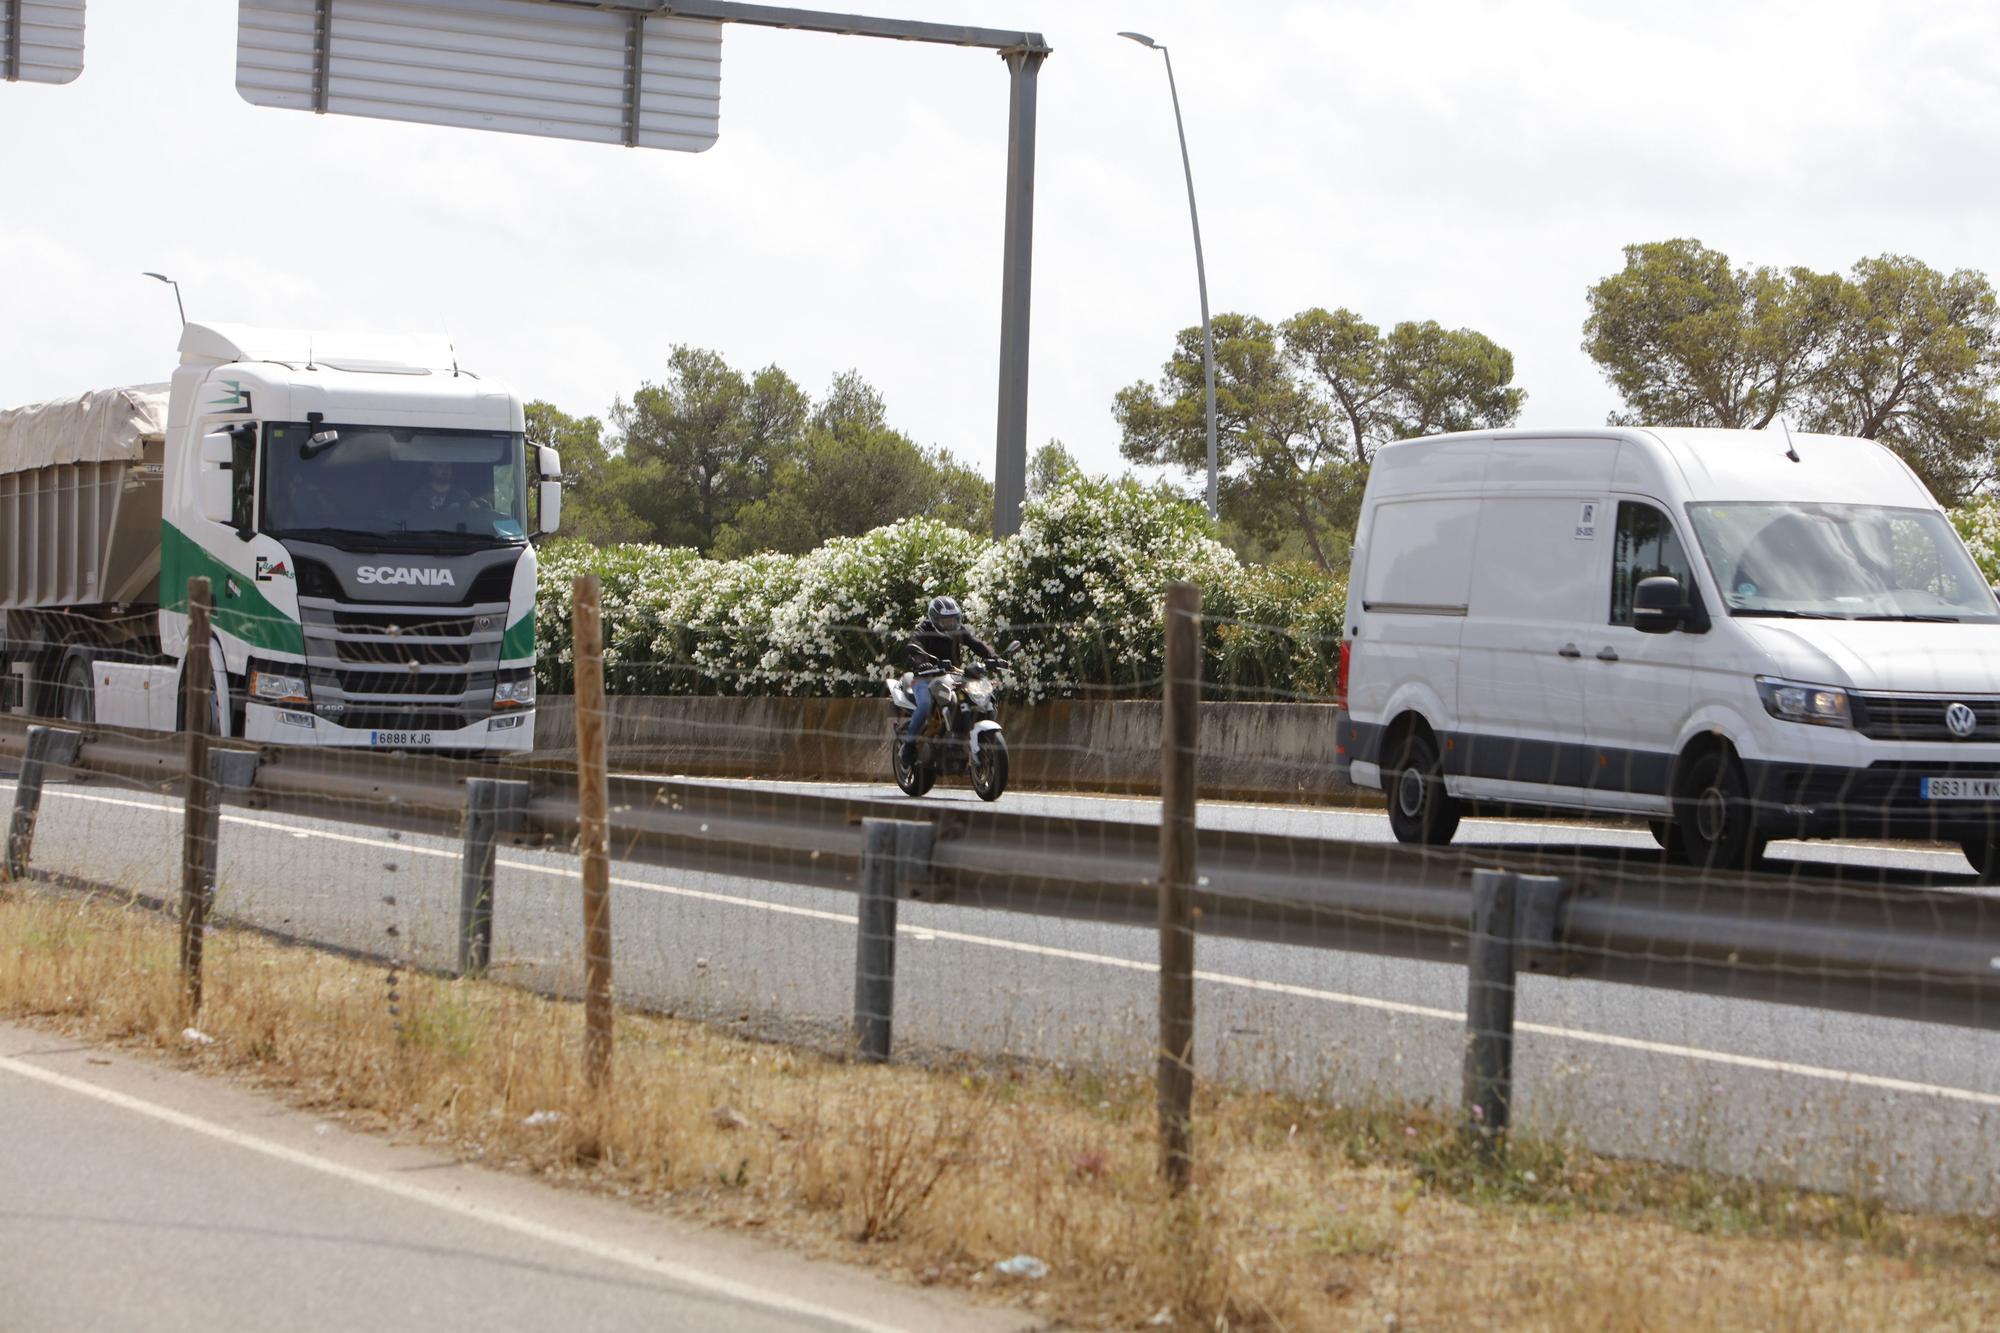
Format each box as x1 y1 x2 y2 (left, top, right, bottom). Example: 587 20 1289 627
6 768 1999 1212
0 1022 1029 1333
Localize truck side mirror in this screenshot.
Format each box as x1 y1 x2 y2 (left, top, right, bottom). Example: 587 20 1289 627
1633 576 1686 634
198 430 235 524
533 445 562 535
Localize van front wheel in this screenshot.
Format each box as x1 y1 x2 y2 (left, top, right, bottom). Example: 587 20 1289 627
1671 748 1767 870
1385 731 1460 847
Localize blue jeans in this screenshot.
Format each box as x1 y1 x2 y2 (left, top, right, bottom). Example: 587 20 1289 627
906 673 935 741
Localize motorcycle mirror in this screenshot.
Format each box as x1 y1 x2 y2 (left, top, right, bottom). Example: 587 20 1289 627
1006 640 1022 655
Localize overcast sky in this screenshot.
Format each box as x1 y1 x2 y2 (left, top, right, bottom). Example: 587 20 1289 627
6 0 2000 484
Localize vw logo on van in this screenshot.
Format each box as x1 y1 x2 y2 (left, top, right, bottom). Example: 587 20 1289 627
1945 702 1979 739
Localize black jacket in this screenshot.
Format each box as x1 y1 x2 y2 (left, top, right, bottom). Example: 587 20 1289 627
902 619 997 673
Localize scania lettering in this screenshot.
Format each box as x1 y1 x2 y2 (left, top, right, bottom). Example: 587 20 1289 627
0 323 563 753
356 566 458 587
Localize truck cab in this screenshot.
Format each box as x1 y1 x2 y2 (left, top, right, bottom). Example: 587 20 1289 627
0 322 561 752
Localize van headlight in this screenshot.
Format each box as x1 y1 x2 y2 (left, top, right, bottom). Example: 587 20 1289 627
249 666 310 706
493 672 536 710
1755 676 1853 728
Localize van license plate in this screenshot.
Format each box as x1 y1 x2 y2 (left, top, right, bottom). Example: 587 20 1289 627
1920 777 2000 800
369 731 434 747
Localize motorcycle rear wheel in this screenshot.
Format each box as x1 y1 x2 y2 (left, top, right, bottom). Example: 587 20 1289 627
971 733 1009 802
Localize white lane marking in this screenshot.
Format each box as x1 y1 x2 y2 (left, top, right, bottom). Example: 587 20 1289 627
9 783 1995 1106
0 1054 915 1333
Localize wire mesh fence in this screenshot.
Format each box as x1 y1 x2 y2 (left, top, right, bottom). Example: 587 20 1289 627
4 576 2000 1221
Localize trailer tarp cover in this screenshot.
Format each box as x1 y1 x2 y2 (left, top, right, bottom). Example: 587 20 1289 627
0 385 169 475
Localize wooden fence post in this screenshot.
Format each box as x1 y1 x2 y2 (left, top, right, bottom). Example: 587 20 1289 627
1157 580 1200 1191
574 574 614 1090
178 577 215 1016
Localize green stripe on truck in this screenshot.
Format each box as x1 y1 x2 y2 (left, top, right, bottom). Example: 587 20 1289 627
160 522 306 656
502 608 534 661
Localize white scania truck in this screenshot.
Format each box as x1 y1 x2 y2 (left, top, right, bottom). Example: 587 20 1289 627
0 323 561 751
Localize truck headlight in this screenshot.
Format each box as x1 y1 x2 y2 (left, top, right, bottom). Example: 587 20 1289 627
249 667 310 705
493 674 536 710
1755 676 1853 728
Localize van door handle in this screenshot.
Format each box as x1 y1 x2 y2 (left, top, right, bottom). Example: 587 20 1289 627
1596 647 1620 662
1558 644 1581 659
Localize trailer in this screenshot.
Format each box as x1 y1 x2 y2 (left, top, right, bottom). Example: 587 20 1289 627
0 323 562 750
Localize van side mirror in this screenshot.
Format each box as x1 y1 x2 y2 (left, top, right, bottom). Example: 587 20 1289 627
1633 576 1687 634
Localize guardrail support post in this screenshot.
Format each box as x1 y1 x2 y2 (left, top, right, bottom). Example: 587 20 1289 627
854 818 933 1063
190 750 260 914
458 778 529 978
4 725 83 881
1157 580 1201 1193
1464 868 1519 1154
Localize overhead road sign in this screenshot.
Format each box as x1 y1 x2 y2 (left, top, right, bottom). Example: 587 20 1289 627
545 1 1047 53
235 0 1049 539
2 0 85 85
236 0 722 151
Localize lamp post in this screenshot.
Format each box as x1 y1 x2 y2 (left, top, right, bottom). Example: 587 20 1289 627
1119 30 1217 522
141 271 186 327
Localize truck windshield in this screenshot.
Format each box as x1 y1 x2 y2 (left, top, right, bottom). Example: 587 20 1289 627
1688 501 1999 623
261 422 528 547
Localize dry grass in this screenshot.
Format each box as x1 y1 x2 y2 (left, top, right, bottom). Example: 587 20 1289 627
5 886 2000 1330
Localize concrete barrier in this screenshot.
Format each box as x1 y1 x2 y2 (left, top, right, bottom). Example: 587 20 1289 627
532 695 1372 806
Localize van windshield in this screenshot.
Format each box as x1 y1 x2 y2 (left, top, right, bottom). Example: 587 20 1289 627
1688 502 1998 623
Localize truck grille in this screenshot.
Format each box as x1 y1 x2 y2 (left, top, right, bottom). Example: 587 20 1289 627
333 637 472 666
336 709 474 733
331 668 469 699
1852 693 2000 743
298 593 509 729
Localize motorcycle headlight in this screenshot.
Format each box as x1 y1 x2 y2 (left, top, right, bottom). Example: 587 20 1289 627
493 673 536 710
963 679 994 706
249 667 310 705
1755 676 1853 728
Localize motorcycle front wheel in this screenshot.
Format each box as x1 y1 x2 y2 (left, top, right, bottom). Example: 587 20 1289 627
971 733 1009 802
893 737 937 797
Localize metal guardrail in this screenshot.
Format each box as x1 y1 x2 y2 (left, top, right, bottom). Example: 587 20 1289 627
4 714 1999 1032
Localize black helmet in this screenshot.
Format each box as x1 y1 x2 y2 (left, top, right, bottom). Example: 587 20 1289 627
926 595 962 632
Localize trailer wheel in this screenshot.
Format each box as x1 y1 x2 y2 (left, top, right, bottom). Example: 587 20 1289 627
58 652 94 726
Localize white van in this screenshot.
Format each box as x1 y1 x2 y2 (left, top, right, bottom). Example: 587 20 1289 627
1332 426 2000 876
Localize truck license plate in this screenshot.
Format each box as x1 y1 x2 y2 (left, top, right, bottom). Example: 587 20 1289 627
1920 777 2000 800
369 731 434 747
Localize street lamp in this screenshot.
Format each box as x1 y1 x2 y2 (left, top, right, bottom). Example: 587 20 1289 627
1120 30 1218 523
141 271 186 327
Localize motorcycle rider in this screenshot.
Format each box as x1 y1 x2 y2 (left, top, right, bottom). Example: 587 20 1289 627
899 595 1001 766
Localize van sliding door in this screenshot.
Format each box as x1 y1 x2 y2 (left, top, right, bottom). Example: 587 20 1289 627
1455 496 1608 800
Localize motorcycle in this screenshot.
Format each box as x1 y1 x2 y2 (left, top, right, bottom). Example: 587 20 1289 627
887 643 1019 802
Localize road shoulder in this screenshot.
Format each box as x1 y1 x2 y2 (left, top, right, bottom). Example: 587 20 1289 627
0 1018 1040 1333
